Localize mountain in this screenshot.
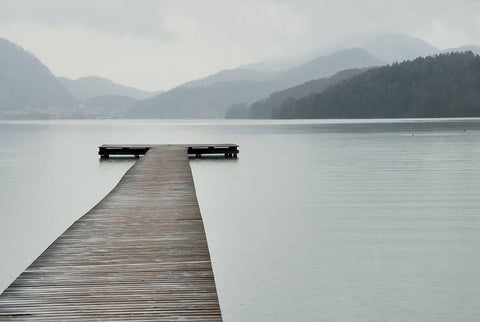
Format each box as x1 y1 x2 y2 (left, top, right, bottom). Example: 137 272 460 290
441 45 480 56
274 48 383 88
129 80 281 118
82 95 137 118
227 68 368 119
272 52 480 119
239 58 302 73
225 68 367 119
58 76 160 101
364 32 439 63
225 103 249 119
0 38 74 113
129 48 384 118
178 68 277 88
272 68 367 103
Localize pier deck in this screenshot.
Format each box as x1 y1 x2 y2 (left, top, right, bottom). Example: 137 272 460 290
0 145 230 320
99 144 239 158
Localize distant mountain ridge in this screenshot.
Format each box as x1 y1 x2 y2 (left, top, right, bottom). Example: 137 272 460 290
59 76 160 101
129 80 282 118
178 68 278 88
240 33 439 72
0 38 74 113
364 32 439 63
272 52 480 119
273 48 383 88
362 32 480 63
2 34 479 119
129 48 383 118
226 68 368 119
441 45 480 56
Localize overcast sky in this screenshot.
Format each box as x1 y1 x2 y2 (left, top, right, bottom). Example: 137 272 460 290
0 0 479 91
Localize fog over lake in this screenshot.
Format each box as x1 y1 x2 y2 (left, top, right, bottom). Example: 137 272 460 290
1 119 479 321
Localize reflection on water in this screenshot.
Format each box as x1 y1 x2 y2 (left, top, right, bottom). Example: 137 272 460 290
1 119 480 322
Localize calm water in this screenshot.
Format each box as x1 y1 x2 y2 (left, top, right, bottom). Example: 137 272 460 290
1 119 480 321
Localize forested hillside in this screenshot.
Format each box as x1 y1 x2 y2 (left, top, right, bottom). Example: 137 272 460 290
226 68 367 118
273 52 480 119
129 48 382 118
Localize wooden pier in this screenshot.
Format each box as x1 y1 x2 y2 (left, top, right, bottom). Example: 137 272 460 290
99 144 239 158
0 144 237 320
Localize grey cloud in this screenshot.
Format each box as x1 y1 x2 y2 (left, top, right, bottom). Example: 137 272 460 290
1 0 479 48
0 0 478 90
0 0 173 39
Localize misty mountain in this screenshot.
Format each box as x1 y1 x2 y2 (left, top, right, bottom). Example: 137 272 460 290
273 48 382 88
243 33 439 72
273 68 368 102
239 58 303 73
129 80 282 118
82 95 137 118
272 52 480 119
58 76 160 101
130 48 384 118
178 68 277 88
226 68 368 119
179 48 379 90
364 32 439 63
441 45 480 56
0 38 74 113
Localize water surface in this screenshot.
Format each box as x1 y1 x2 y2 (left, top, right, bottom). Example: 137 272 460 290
1 119 479 321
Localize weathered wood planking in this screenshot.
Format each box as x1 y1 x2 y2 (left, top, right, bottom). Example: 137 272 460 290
0 145 223 321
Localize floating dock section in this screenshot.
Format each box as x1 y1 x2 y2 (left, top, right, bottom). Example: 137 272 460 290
0 144 238 320
98 144 239 158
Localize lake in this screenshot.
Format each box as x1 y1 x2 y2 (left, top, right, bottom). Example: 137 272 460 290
1 119 479 321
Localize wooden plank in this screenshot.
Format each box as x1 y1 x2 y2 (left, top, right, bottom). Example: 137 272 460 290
0 146 223 320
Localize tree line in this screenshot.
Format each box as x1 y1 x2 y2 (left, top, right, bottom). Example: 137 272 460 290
272 52 480 119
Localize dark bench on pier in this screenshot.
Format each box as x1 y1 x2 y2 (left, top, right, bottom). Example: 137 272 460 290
99 144 239 158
